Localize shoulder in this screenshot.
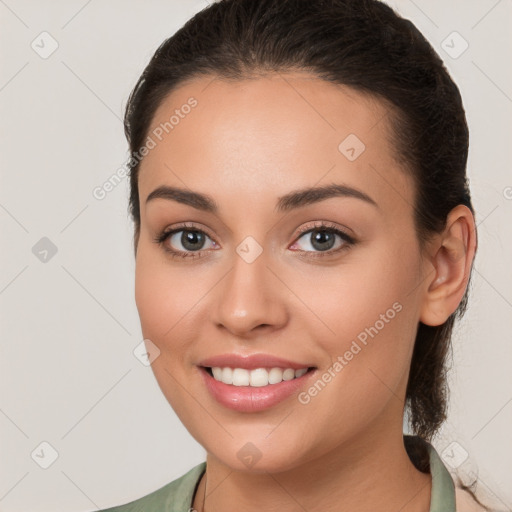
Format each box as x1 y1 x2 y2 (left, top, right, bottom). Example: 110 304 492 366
96 462 206 512
455 487 488 512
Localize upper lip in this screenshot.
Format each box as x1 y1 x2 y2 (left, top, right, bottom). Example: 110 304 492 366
198 353 314 370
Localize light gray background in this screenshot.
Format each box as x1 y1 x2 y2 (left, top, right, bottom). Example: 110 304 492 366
0 1 511 510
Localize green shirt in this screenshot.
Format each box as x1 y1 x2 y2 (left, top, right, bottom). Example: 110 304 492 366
99 436 455 512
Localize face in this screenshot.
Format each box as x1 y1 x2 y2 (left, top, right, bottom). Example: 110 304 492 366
134 72 429 472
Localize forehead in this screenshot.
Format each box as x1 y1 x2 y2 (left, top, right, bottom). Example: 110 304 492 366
138 72 413 215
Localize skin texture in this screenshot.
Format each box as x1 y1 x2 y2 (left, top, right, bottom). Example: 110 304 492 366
134 72 476 512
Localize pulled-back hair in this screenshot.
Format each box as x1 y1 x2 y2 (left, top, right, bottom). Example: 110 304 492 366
124 0 475 473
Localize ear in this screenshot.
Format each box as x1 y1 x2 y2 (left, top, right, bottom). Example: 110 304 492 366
420 205 478 326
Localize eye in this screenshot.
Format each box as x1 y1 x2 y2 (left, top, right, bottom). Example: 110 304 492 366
154 223 218 258
168 230 216 252
290 222 356 255
154 221 356 260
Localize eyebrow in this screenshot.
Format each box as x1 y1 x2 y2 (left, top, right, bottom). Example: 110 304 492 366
145 183 378 213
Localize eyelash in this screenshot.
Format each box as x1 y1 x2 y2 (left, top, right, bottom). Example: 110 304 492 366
153 221 356 260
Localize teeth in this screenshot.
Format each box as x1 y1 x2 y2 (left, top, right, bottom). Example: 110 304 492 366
210 366 310 386
295 368 308 378
212 367 223 381
250 368 268 387
268 367 283 384
232 368 250 386
283 368 295 381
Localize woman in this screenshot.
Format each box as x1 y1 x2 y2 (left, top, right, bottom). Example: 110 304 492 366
100 0 489 510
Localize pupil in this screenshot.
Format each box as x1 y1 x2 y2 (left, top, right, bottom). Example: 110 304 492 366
182 230 204 251
312 230 334 251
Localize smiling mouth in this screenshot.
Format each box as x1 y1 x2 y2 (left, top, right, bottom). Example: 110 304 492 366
203 366 316 387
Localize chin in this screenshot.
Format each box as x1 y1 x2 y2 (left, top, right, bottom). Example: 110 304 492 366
195 427 318 474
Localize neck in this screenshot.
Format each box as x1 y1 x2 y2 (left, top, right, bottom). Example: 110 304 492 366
194 425 432 512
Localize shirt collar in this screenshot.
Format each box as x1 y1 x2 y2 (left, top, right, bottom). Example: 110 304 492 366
406 434 456 512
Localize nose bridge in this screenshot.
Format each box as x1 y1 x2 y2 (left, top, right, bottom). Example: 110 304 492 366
213 236 287 334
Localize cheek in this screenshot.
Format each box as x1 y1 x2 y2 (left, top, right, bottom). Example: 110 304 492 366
305 240 421 398
296 296 418 451
307 241 419 338
134 246 203 340
134 250 200 410
134 258 172 338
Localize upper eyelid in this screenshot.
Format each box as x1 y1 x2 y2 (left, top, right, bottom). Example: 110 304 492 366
295 221 352 235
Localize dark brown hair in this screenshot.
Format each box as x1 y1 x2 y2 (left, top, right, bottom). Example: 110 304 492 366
124 0 476 474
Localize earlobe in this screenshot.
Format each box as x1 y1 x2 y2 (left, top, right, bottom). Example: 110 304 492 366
420 205 477 327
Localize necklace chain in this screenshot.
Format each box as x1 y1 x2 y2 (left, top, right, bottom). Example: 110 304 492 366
199 469 207 512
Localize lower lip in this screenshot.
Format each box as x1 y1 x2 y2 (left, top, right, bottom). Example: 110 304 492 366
199 367 315 412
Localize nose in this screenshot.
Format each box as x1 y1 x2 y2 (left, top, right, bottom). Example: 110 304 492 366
212 244 289 338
